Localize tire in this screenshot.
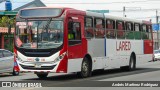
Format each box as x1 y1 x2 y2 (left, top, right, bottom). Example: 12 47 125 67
36 73 48 79
12 68 19 76
121 55 136 71
78 57 92 78
128 55 136 71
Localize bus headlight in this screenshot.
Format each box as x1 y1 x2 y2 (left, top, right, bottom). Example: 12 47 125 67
53 52 66 63
17 56 23 62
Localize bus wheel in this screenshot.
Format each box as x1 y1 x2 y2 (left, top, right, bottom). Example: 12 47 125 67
12 68 19 76
129 55 136 71
78 57 92 78
36 73 48 79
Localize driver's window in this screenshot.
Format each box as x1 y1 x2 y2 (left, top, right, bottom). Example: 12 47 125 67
68 21 81 45
68 22 81 40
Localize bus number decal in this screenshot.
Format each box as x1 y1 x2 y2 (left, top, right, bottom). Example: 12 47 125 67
116 41 131 51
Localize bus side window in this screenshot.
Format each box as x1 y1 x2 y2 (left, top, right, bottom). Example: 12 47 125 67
85 17 94 38
126 22 134 39
126 22 133 31
142 24 147 32
148 25 152 40
142 24 149 39
134 23 141 39
116 21 124 30
106 19 115 38
116 21 125 39
94 18 105 38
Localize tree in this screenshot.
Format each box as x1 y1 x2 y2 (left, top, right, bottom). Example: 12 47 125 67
0 16 15 52
0 16 15 27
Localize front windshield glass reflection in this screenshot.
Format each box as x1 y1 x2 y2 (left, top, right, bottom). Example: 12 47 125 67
15 19 63 49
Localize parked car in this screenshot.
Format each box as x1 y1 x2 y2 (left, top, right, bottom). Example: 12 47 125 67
154 50 160 61
0 49 19 75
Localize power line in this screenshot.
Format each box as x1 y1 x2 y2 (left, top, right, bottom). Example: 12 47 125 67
133 16 156 19
42 0 160 4
110 9 160 12
11 0 160 4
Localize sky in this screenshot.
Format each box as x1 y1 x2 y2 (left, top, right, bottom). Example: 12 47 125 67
41 0 160 23
42 0 160 10
1 0 160 23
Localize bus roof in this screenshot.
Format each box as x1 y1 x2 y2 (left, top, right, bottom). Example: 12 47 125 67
18 7 151 24
19 7 73 11
86 11 150 24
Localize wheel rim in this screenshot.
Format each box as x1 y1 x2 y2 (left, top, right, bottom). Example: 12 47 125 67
82 60 89 76
130 57 134 69
13 69 19 75
15 71 19 75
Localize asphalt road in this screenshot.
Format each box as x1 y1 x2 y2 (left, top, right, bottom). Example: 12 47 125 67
1 61 160 90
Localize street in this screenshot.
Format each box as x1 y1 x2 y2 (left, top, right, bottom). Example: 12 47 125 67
0 60 160 90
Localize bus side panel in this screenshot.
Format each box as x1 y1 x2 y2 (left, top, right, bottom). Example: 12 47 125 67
136 54 152 65
105 39 131 68
67 38 87 73
144 40 153 54
67 58 83 73
87 38 105 70
105 39 148 68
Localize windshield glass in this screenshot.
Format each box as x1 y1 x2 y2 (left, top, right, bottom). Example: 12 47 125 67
15 19 63 49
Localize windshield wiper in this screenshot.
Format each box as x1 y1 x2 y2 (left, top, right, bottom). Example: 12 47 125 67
44 18 52 32
43 18 52 41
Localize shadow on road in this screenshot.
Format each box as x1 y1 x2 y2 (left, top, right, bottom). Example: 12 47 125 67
0 73 25 78
0 74 12 77
90 67 160 80
22 67 160 81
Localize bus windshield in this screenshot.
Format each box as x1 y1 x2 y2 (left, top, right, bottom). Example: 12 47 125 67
15 19 63 49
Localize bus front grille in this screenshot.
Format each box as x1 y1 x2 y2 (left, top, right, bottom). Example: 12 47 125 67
19 64 56 70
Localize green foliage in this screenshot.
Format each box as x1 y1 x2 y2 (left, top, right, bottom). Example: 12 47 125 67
0 16 15 27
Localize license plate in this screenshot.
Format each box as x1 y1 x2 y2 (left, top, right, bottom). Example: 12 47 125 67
34 64 41 68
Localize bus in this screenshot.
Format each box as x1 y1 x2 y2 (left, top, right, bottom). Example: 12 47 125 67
14 7 153 78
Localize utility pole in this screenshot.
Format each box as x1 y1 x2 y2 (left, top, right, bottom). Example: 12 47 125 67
156 9 159 49
123 6 126 17
123 6 141 17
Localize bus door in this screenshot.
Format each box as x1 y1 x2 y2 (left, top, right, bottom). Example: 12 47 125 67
67 16 84 59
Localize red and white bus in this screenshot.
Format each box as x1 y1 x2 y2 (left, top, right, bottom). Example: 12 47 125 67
14 7 153 78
